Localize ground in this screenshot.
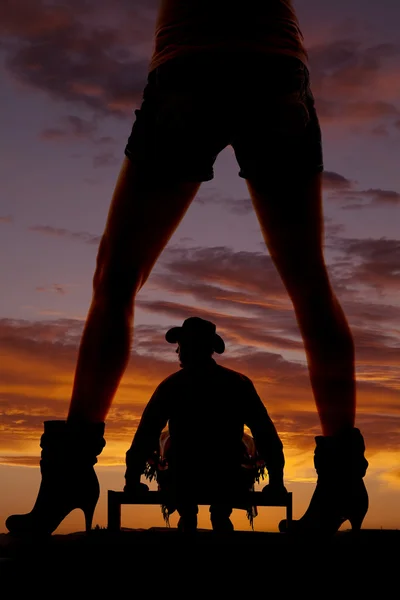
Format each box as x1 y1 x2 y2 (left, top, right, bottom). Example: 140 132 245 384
0 528 397 594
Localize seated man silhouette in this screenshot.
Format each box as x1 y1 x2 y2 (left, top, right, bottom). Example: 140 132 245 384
124 316 287 532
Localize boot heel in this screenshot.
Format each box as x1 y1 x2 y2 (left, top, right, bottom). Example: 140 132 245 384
349 511 367 532
83 503 96 533
349 482 368 532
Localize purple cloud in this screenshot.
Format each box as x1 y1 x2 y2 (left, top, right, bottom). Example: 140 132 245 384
28 225 100 245
40 114 98 140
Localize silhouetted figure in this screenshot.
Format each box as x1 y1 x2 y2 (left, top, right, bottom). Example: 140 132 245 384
142 428 271 530
6 0 368 536
124 317 287 532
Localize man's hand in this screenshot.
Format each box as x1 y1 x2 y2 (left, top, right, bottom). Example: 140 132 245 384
124 481 149 494
261 483 288 503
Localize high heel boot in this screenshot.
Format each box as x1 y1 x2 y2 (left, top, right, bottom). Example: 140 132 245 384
6 420 106 536
279 427 368 536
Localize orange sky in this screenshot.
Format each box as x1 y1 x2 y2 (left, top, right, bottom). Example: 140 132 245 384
1 315 400 533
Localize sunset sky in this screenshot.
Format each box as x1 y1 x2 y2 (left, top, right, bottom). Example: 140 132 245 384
1 0 400 534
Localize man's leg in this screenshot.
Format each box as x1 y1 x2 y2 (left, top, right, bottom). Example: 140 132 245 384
246 171 354 437
209 504 234 532
68 157 201 423
176 503 199 533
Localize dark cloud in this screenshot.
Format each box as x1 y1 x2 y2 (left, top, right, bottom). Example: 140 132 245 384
308 39 400 128
93 150 119 168
20 223 400 339
346 101 399 120
96 135 117 145
193 175 397 217
36 284 67 295
0 215 13 224
323 218 346 239
136 295 400 374
308 39 360 73
357 414 400 456
323 171 354 190
1 0 155 117
40 114 98 141
136 298 303 355
2 2 399 132
149 246 302 346
274 412 400 457
159 246 288 300
156 242 400 316
83 177 101 185
308 39 399 89
316 99 400 125
371 124 389 137
196 190 253 215
0 315 306 463
40 128 68 141
149 243 400 367
28 224 101 245
340 203 368 211
362 189 400 204
326 234 400 303
322 170 400 207
2 242 400 467
0 316 84 347
0 316 178 459
336 237 400 291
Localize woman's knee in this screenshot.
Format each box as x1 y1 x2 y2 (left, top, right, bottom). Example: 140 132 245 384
92 259 142 306
93 233 151 299
281 259 331 303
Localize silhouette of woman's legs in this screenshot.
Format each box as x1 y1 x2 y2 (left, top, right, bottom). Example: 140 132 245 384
246 171 368 534
5 158 201 535
68 157 201 422
247 171 354 437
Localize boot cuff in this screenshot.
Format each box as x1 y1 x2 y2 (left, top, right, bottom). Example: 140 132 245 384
314 428 368 477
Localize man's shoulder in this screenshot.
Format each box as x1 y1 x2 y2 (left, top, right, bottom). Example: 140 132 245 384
216 363 252 385
157 369 184 389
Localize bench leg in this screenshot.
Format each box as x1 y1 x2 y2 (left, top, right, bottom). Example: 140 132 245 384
107 493 121 532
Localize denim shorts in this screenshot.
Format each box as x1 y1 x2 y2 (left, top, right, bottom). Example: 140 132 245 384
125 51 323 181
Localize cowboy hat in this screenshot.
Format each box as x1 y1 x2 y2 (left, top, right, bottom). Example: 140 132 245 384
165 317 225 354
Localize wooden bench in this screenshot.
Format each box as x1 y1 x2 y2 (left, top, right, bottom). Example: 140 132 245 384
107 489 293 532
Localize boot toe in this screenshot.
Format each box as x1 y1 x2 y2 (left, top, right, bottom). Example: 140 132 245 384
278 518 289 533
5 514 25 533
6 513 46 535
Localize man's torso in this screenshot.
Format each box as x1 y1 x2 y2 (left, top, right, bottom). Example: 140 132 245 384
161 363 251 472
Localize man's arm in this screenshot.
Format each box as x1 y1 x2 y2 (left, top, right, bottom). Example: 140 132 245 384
124 383 170 489
242 377 286 489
